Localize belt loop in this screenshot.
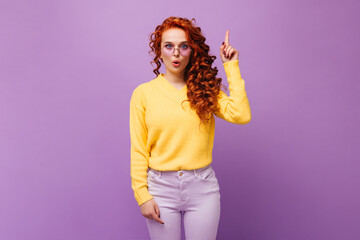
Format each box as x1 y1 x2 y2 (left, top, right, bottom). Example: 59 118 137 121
152 168 160 177
193 169 197 176
156 169 160 178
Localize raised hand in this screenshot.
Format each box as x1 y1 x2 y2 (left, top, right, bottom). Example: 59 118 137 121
220 30 239 63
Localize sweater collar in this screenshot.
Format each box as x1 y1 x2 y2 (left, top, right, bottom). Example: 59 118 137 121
153 73 188 103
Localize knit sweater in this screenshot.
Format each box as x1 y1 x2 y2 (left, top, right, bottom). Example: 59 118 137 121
129 60 251 206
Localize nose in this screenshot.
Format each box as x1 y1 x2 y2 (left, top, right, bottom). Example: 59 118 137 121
173 48 180 56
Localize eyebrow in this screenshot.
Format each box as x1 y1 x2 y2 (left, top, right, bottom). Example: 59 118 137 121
163 41 189 44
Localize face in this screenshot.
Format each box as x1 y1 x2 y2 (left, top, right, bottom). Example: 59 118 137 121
160 28 192 75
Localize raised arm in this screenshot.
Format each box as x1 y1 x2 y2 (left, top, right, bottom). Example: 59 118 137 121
129 86 153 206
214 60 251 124
215 30 251 124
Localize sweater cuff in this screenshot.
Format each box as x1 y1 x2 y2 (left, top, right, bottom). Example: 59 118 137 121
223 60 241 79
134 187 154 206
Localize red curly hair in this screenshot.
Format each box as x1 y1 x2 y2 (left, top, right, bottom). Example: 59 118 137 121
148 16 227 127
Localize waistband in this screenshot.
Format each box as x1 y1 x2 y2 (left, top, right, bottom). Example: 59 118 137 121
148 164 213 178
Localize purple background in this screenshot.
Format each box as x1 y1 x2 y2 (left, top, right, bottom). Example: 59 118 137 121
1 0 359 239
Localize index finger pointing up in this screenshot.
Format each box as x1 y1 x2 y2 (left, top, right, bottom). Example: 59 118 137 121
225 30 230 45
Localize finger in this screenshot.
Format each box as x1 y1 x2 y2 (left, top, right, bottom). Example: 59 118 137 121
222 44 230 56
224 44 231 54
220 42 227 55
227 47 233 56
224 30 230 45
228 49 235 58
153 213 164 224
153 203 164 224
226 46 233 58
154 203 160 217
220 43 225 51
222 47 226 56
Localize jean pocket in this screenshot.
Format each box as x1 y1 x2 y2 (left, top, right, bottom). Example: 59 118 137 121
197 167 216 181
147 169 158 180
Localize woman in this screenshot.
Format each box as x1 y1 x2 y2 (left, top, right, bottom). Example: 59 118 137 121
130 16 251 240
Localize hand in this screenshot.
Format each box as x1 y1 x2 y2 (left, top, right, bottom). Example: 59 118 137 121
220 30 239 63
140 198 164 224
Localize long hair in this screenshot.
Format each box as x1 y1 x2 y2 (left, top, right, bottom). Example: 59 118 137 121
148 16 227 127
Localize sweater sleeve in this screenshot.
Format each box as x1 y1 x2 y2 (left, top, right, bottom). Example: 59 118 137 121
129 86 154 206
214 60 252 124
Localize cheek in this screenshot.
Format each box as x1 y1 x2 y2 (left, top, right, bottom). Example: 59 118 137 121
184 57 191 65
163 57 171 63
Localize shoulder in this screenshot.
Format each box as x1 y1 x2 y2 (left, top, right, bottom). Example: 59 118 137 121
132 74 160 94
132 79 154 96
130 76 159 104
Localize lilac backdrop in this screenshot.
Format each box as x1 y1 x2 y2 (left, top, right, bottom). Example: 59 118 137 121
1 0 359 239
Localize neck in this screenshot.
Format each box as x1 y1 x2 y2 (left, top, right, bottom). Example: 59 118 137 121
163 70 186 85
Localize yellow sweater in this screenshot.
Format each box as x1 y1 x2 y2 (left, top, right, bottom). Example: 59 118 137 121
129 60 251 206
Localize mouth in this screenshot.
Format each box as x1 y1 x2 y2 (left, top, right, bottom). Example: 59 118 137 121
172 60 180 67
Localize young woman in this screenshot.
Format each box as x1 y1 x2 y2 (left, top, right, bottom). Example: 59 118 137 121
130 16 251 240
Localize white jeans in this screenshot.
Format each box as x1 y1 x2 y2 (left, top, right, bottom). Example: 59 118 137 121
145 164 221 240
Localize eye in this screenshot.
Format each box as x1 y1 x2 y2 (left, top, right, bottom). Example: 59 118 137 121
165 44 173 49
180 44 189 49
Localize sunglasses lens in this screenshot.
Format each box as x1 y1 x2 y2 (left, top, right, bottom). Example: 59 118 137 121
180 48 191 56
163 47 173 56
163 45 191 56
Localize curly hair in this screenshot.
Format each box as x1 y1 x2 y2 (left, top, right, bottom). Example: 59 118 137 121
148 16 227 127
